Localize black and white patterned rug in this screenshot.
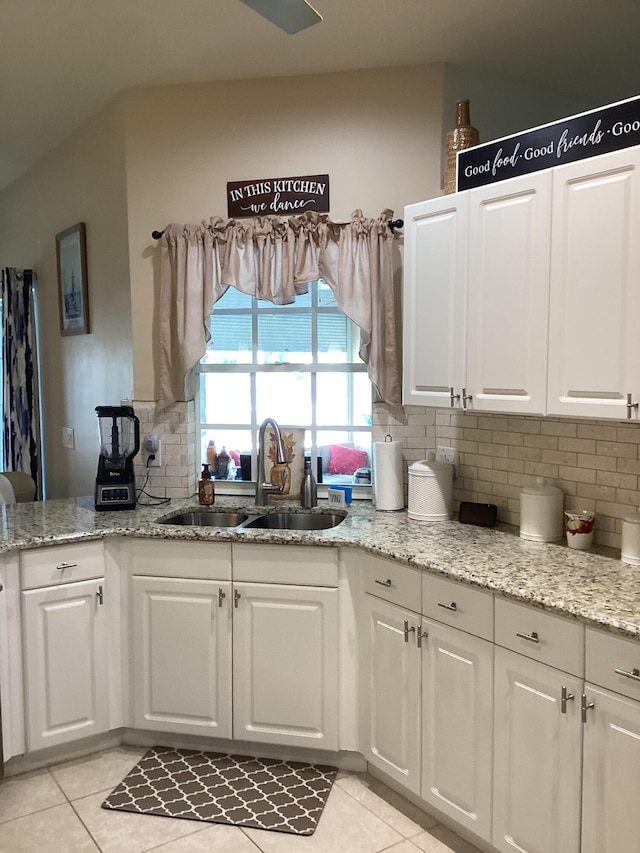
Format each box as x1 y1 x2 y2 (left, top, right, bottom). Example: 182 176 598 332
101 746 337 835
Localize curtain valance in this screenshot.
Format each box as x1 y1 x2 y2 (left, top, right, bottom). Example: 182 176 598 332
158 209 401 409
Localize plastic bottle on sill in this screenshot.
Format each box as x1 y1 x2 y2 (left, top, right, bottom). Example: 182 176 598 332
217 447 230 480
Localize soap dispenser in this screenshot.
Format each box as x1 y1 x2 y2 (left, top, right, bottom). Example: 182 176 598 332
300 457 317 508
198 463 215 506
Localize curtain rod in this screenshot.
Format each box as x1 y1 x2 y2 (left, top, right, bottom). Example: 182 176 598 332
152 219 404 240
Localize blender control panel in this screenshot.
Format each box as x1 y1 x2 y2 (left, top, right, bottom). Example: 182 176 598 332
96 484 136 506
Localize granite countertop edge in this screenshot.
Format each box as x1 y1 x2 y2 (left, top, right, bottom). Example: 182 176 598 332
1 495 639 640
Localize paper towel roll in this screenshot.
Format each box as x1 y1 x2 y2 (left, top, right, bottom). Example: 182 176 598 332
373 439 404 511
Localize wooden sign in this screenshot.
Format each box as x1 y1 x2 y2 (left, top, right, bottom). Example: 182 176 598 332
457 94 640 191
227 174 330 217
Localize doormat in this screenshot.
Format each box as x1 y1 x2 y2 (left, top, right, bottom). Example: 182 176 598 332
101 746 337 836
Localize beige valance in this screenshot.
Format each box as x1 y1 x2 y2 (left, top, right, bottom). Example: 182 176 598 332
158 209 401 409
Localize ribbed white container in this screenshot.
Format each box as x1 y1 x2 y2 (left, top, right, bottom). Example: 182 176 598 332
408 454 452 521
520 478 564 542
621 512 640 566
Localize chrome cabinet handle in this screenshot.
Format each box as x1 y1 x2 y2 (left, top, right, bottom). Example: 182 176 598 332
375 578 392 588
516 630 539 643
96 585 104 606
437 601 457 612
57 562 78 571
627 393 639 419
449 387 460 408
561 685 575 714
403 620 416 643
417 628 429 648
614 667 640 681
234 589 241 608
581 694 595 723
0 582 3 592
218 588 226 608
462 388 473 409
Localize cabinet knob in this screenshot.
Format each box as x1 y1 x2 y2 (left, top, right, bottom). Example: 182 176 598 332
462 388 473 409
375 578 392 588
627 393 639 419
561 685 575 714
96 585 104 606
417 628 429 648
449 387 460 408
403 620 416 643
516 630 539 644
234 589 241 608
0 582 3 592
614 666 640 682
437 601 457 612
218 588 226 608
581 694 595 723
56 562 78 571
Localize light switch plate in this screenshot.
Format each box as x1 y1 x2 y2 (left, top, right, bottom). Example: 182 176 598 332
436 446 458 478
62 427 75 450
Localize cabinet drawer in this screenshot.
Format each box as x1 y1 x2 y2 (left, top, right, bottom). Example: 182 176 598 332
495 597 584 675
232 543 338 587
126 538 232 581
422 573 493 640
586 627 640 702
21 541 105 590
364 554 421 613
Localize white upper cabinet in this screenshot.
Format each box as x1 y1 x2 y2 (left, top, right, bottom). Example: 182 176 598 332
466 171 551 414
403 194 468 408
548 147 640 419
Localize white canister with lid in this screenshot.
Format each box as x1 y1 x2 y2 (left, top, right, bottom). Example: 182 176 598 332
408 453 453 521
621 512 640 565
519 478 564 542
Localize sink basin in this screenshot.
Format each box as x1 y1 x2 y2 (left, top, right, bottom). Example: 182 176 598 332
158 510 250 528
243 512 345 530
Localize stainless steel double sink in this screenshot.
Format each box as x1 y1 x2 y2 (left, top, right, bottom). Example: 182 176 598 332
157 508 346 531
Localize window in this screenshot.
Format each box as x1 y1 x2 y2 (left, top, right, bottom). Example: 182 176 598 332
197 280 372 487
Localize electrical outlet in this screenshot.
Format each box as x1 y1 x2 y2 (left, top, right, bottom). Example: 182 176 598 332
146 439 161 467
436 445 458 478
62 427 75 450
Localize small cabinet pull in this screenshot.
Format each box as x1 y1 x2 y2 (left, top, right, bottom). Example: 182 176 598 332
57 562 78 571
0 582 3 592
516 630 539 644
627 393 639 419
375 578 392 588
417 628 429 648
462 388 473 409
234 589 241 608
218 588 226 608
449 387 460 408
437 601 457 612
96 585 104 606
403 620 416 643
561 685 575 714
581 693 595 723
614 666 640 682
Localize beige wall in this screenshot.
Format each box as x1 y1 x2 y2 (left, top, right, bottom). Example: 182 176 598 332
122 64 446 401
0 103 134 498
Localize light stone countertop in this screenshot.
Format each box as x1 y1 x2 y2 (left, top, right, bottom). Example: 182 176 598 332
1 494 639 640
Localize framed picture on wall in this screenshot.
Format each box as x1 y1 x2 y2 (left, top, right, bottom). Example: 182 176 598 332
56 222 89 335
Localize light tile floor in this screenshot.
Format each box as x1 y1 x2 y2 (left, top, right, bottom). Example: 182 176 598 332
0 747 484 853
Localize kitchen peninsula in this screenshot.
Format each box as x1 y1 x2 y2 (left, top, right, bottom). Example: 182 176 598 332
1 495 639 853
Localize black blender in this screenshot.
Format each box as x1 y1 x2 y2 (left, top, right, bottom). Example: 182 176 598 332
94 405 140 511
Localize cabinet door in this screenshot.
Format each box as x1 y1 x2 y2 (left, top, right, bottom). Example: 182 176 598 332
582 684 640 853
0 555 24 763
548 147 640 418
466 171 551 414
361 594 421 793
493 647 582 853
233 583 338 750
402 194 468 408
22 578 109 751
421 618 493 843
132 576 232 739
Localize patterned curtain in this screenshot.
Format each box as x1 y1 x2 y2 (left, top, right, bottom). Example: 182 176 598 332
1 268 41 495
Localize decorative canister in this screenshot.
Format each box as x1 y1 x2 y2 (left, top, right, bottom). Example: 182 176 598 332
565 509 596 550
621 512 640 565
444 99 480 194
519 478 564 542
408 453 453 521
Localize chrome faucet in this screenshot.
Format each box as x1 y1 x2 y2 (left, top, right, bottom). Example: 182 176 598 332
255 418 288 506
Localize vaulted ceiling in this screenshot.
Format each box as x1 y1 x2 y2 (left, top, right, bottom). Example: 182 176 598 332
2 0 638 191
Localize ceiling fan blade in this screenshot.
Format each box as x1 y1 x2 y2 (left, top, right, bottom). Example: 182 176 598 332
239 0 322 34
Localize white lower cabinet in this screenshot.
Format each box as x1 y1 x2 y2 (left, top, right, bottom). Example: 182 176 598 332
492 647 582 853
421 617 493 842
131 576 232 738
232 582 338 749
21 543 109 752
361 593 421 793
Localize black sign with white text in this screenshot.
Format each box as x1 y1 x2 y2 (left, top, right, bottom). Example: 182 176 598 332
227 174 330 218
457 95 640 191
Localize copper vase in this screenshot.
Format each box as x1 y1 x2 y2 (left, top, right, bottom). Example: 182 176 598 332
444 99 479 194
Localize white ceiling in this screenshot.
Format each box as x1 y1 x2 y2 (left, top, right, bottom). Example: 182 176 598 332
2 0 639 192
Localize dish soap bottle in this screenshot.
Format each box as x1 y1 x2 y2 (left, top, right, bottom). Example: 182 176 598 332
300 457 317 508
198 463 215 505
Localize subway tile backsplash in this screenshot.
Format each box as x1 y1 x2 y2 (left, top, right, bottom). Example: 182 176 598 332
373 402 640 550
